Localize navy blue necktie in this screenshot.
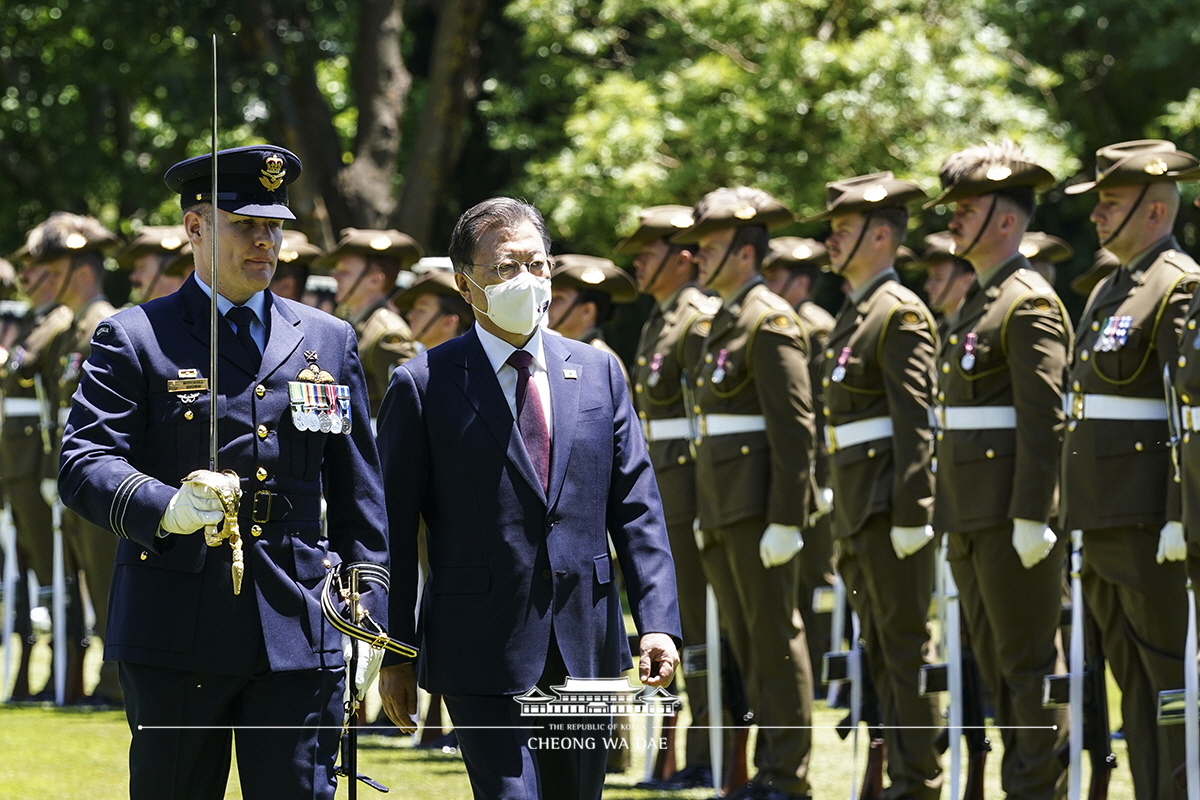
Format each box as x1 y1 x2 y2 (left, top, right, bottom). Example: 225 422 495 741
226 305 261 369
506 349 550 493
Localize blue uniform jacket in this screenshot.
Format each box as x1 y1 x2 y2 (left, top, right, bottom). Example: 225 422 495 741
59 275 389 675
377 327 681 696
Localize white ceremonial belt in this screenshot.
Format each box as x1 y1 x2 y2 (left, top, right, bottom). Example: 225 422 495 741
2 397 42 417
646 417 691 442
1066 393 1167 421
935 405 1017 431
698 414 766 437
1181 406 1200 433
826 416 893 452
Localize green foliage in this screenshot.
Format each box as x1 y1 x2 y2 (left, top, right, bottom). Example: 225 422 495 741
484 0 1081 255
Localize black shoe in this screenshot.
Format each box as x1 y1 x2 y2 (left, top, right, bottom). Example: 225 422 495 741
658 764 714 790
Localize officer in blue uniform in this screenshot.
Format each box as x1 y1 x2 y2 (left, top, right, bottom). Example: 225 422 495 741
58 145 390 800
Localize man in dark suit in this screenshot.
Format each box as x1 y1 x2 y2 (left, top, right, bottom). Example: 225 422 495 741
376 197 681 800
58 145 389 800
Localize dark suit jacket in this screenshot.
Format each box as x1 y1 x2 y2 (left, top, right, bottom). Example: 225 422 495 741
59 275 388 675
377 326 681 696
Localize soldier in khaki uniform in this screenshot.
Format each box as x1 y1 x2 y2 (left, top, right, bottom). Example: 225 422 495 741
116 226 188 305
927 142 1069 799
1061 139 1200 799
1019 231 1073 287
40 213 124 704
760 237 837 690
322 228 422 416
803 173 942 799
615 205 720 789
918 232 975 328
269 231 324 302
394 269 473 352
0 236 74 699
673 187 815 800
548 254 637 382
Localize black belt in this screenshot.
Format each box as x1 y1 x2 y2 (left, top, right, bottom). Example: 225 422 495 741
241 490 322 524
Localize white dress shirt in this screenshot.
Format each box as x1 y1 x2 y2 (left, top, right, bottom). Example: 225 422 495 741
474 322 554 437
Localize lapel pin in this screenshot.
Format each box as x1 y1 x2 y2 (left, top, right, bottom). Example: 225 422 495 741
563 368 578 379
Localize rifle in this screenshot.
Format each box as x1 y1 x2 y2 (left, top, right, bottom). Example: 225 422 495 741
826 612 884 800
0 500 16 702
1043 534 1115 800
1156 574 1199 799
33 372 65 706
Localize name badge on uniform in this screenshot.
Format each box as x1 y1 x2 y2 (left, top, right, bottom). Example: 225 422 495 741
288 360 352 435
1095 315 1132 352
960 332 978 371
168 369 208 405
711 349 729 384
831 347 851 383
647 353 663 388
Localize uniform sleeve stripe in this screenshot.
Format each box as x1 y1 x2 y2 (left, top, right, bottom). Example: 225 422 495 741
110 472 154 539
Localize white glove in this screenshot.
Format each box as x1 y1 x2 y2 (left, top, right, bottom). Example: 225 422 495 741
343 634 384 703
40 478 59 506
890 524 934 559
159 477 227 536
759 523 803 568
1012 518 1057 569
1156 520 1187 564
808 487 834 526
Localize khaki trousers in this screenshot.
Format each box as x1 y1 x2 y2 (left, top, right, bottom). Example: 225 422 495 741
837 513 942 800
698 516 812 795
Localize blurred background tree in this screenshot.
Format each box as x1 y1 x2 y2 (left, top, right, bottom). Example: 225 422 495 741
2 0 1198 308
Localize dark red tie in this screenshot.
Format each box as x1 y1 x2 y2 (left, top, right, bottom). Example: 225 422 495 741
506 349 550 493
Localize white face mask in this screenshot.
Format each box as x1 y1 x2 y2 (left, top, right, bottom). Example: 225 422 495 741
465 270 552 336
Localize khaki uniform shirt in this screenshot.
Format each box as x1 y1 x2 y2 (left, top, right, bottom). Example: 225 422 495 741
0 303 72 481
1061 237 1198 531
934 256 1071 533
632 285 719 523
822 272 936 538
796 299 836 489
1167 254 1200 545
349 300 417 416
692 279 815 530
50 298 118 455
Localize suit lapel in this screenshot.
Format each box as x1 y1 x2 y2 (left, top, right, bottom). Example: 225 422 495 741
181 276 258 378
259 294 302 382
454 329 546 502
544 336 579 510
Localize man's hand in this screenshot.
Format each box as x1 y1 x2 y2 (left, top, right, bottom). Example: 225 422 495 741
40 478 59 507
378 663 419 734
759 523 803 568
890 524 934 559
343 635 384 704
638 632 679 688
1157 520 1187 564
159 481 225 536
1012 518 1057 569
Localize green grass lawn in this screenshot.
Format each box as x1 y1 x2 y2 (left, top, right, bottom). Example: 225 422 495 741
1 635 1138 798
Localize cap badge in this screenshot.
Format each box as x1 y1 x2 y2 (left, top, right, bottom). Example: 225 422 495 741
259 155 286 191
669 214 693 228
986 165 1013 182
733 205 757 220
65 233 88 250
862 185 888 203
280 249 298 262
161 236 182 250
792 244 813 259
579 267 606 285
1019 243 1039 258
1143 157 1169 176
369 235 392 250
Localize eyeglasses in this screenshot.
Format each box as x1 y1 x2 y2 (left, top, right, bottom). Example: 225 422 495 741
469 259 551 280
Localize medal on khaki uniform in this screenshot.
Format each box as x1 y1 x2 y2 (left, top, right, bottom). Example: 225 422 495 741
831 346 851 383
647 353 663 388
961 332 978 370
711 348 729 384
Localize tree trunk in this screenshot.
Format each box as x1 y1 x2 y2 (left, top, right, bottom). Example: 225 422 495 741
394 0 487 249
337 0 410 230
